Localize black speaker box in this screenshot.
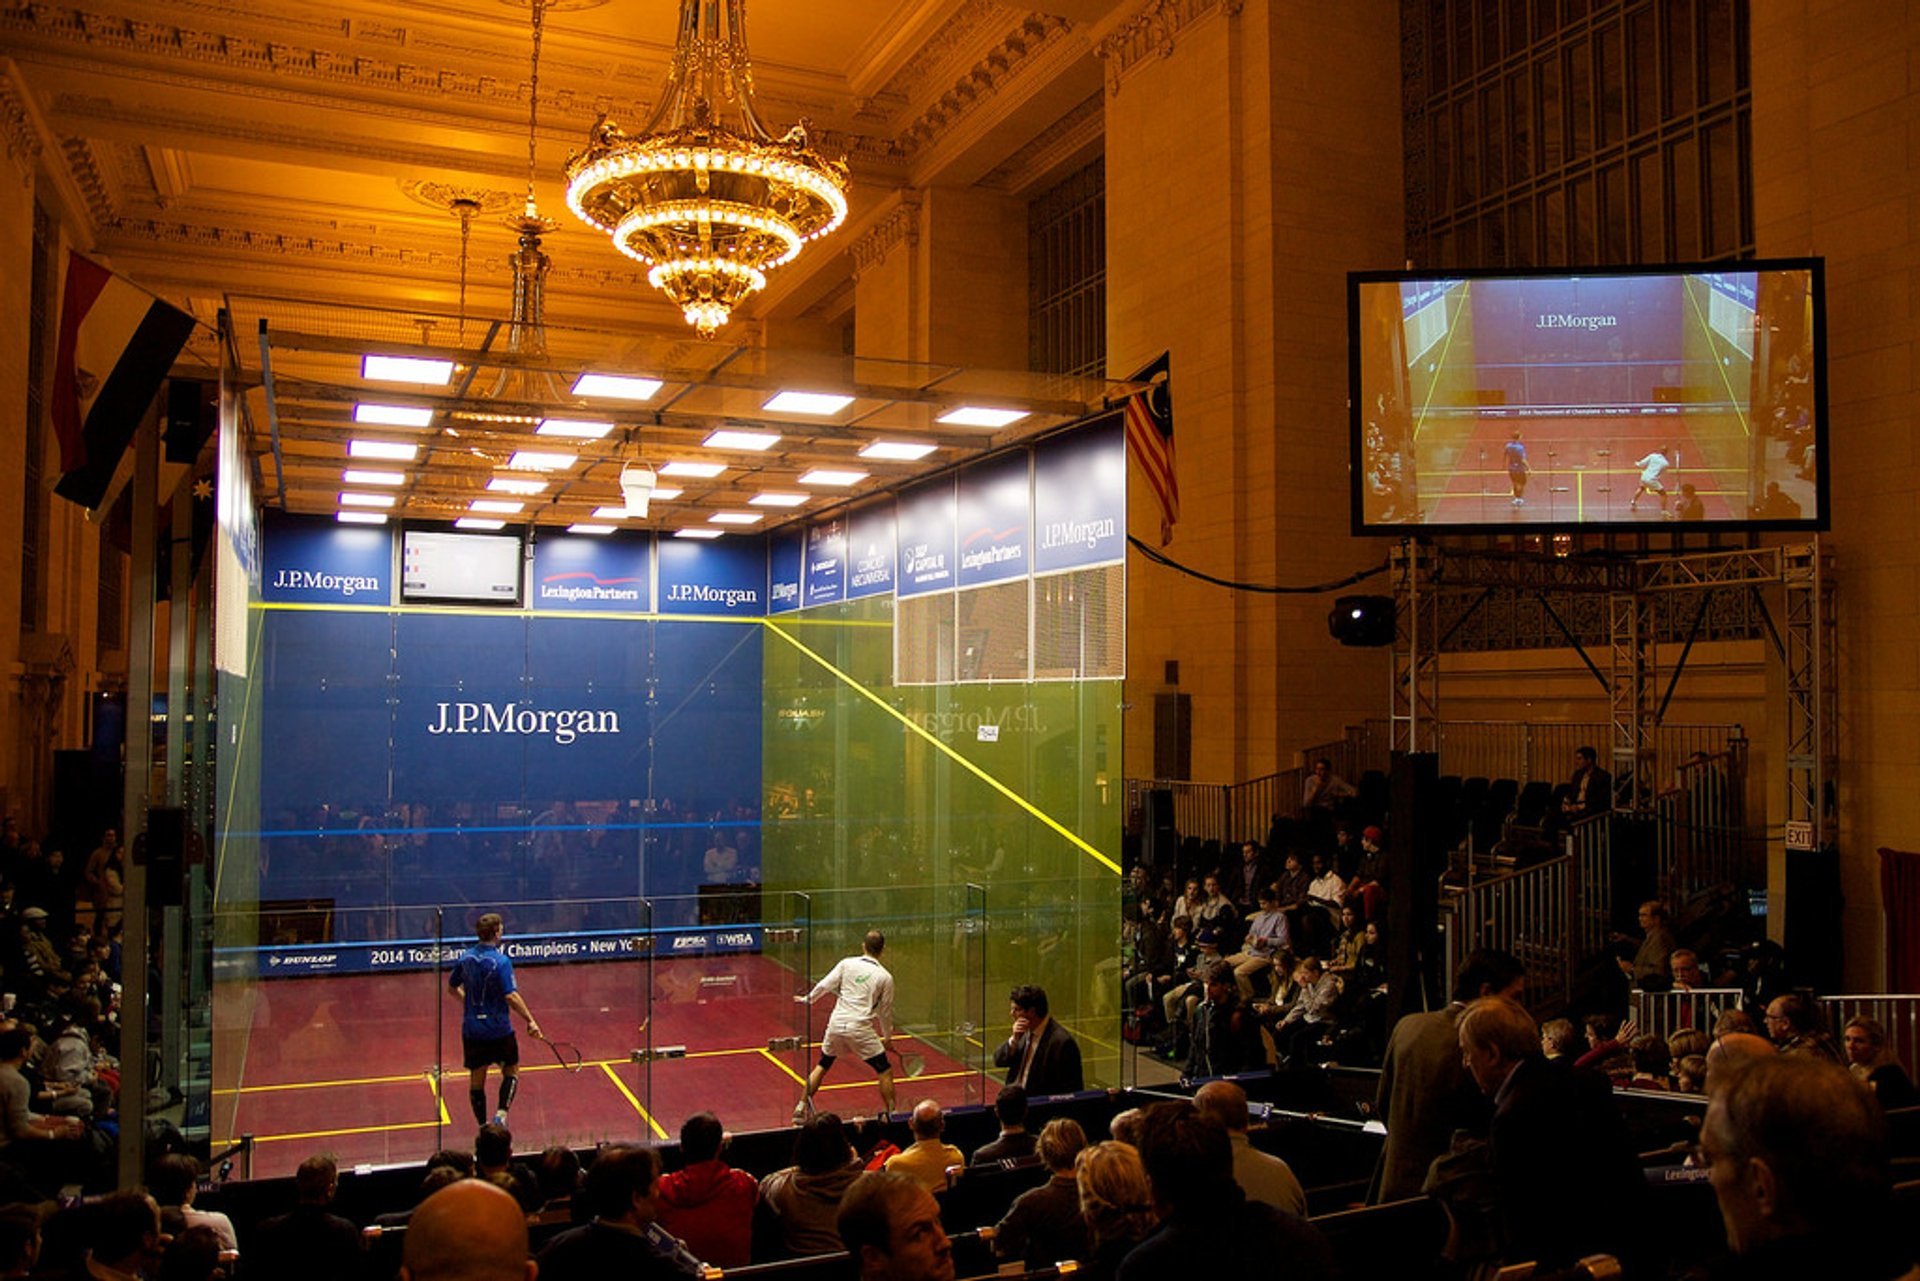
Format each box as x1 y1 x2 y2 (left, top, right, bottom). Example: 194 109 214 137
1386 751 1445 1021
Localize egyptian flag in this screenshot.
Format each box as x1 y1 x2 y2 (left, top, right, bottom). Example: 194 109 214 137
1123 350 1177 545
50 252 196 509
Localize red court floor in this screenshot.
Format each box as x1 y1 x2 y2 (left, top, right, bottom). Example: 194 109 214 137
212 957 985 1179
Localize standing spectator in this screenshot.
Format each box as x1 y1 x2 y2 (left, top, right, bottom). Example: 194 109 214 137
835 1172 954 1281
970 1087 1037 1165
1194 1080 1306 1217
1369 949 1524 1202
1558 747 1612 825
657 1113 756 1267
994 986 1083 1096
1844 1017 1920 1109
1764 994 1844 1063
536 1145 702 1279
1699 1056 1912 1278
992 1118 1089 1270
1118 1101 1333 1280
1074 1142 1155 1281
883 1101 964 1193
81 830 120 933
760 1112 864 1257
1615 899 1677 988
399 1179 533 1281
248 1154 364 1281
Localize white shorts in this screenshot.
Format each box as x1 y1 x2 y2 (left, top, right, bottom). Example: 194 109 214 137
821 1025 885 1064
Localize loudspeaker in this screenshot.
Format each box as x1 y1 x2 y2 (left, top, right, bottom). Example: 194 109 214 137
1153 693 1191 779
1143 788 1177 869
142 806 187 907
1386 751 1445 1021
1329 594 1396 647
1784 848 1843 991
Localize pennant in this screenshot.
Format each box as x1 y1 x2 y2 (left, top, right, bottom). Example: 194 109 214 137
50 252 195 509
1124 350 1177 545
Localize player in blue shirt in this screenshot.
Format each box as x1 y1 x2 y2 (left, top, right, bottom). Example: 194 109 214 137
1504 431 1531 507
449 912 543 1127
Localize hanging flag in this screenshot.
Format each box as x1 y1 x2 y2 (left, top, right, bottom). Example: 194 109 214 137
1123 350 1177 545
50 252 196 509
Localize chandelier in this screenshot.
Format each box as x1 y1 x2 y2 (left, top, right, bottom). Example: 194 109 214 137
563 0 850 337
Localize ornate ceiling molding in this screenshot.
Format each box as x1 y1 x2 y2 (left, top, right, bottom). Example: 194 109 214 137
981 91 1102 194
896 14 1075 157
1 66 41 189
848 190 923 279
1095 0 1243 97
59 134 115 225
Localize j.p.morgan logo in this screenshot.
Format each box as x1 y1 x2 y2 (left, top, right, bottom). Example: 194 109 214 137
665 583 759 608
426 701 621 744
271 568 382 596
1040 517 1116 551
1536 313 1619 330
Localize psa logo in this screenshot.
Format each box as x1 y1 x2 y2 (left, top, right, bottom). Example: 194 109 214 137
670 934 709 951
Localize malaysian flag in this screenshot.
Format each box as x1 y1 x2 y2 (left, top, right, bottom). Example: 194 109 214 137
1124 351 1176 545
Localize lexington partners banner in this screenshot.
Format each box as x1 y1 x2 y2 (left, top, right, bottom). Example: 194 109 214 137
531 531 652 612
223 923 765 978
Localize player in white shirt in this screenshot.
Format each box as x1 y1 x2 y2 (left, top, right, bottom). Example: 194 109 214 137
1629 445 1677 512
794 929 897 1121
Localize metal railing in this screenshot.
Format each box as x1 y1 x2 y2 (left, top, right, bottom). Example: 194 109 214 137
1630 988 1747 1043
1441 854 1578 1013
1568 815 1613 962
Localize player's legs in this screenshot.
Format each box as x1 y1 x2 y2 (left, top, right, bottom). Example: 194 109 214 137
496 1065 519 1123
867 1055 897 1118
797 1051 835 1121
467 1065 491 1126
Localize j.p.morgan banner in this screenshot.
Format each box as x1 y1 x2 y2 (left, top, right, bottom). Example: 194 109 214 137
262 514 394 604
532 532 651 612
1034 415 1125 572
224 925 765 978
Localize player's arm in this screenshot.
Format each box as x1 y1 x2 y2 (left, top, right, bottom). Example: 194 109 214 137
506 990 542 1040
798 959 839 1005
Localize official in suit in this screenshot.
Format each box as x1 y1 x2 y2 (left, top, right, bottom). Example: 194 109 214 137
993 985 1084 1097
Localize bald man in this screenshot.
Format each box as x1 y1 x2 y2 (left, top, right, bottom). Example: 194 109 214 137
400 1180 535 1281
1704 1030 1776 1093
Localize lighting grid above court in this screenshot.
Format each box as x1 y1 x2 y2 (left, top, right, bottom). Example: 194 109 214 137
236 297 1135 534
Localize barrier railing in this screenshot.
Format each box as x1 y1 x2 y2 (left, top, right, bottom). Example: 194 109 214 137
1441 854 1577 1013
1568 814 1612 962
1631 988 1747 1042
1823 994 1920 1081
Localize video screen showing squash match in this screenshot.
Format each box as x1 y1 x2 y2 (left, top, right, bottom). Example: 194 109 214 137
1348 262 1827 534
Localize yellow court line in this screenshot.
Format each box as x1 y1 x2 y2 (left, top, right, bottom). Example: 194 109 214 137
762 621 1120 876
822 1070 971 1091
427 1071 450 1125
1412 281 1469 440
217 1119 443 1147
759 1047 808 1085
599 1061 669 1139
213 1069 443 1097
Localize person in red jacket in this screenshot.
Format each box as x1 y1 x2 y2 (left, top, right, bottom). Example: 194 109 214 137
657 1112 757 1267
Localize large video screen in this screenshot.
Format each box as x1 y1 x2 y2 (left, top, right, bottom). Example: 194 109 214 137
1349 261 1826 533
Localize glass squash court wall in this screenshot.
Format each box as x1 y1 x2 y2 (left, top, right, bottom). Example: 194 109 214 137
201 589 1119 1178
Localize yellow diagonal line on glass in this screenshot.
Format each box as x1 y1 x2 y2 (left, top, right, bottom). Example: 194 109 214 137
599 1060 668 1139
761 621 1120 876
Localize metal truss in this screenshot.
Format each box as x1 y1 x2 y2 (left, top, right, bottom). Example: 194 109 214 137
1782 544 1838 849
1390 541 1440 754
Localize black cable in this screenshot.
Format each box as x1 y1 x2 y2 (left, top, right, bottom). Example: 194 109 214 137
1127 536 1390 595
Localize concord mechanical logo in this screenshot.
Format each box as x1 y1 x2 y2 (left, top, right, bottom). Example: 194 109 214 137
270 567 382 596
425 701 622 744
1535 313 1619 330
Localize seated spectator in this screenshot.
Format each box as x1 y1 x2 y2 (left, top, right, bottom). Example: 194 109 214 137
39 1002 95 1119
1844 1017 1920 1109
1194 1080 1306 1217
399 1179 533 1281
971 1086 1037 1165
1189 875 1237 948
1675 1054 1708 1094
1575 1012 1634 1084
536 1144 703 1279
1075 1142 1155 1281
1272 851 1312 913
1670 947 1706 991
1699 1055 1911 1277
1765 994 1843 1063
1142 915 1197 1028
1108 1109 1145 1148
1118 1101 1333 1279
760 1112 864 1256
1306 852 1345 914
533 1145 582 1219
1714 1008 1759 1039
1301 758 1355 813
1327 905 1366 976
1120 907 1170 1012
1627 1034 1673 1091
883 1101 964 1192
1170 879 1204 929
1185 961 1261 1079
474 1123 539 1212
0 1204 38 1279
1705 1031 1777 1093
1223 886 1289 1002
994 1117 1090 1269
156 1224 224 1281
1668 1028 1713 1063
835 1171 953 1281
76 1192 163 1281
1226 840 1274 915
0 1025 84 1195
657 1112 756 1267
375 1166 465 1232
248 1154 362 1281
1541 1018 1578 1062
149 1154 238 1255
1271 957 1340 1068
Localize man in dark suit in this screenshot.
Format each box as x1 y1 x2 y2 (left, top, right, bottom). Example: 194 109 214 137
993 985 1083 1096
1226 839 1275 915
1561 745 1612 821
1457 995 1644 1271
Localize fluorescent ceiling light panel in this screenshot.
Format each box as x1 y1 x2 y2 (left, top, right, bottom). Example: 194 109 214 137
567 523 616 535
349 439 419 461
509 450 577 471
338 491 396 508
361 355 454 385
937 406 1029 429
763 391 854 415
674 528 724 539
859 440 937 461
537 417 616 440
749 492 808 507
799 468 868 486
590 506 630 520
342 469 405 486
709 512 764 525
336 511 388 525
571 373 663 401
469 499 524 514
488 477 549 495
660 461 727 478
703 428 781 451
353 403 435 428
455 518 506 531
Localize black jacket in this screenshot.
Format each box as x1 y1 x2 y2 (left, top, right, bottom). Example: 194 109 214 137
994 1017 1084 1096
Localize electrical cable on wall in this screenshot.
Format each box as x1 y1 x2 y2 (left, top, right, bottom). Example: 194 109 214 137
1127 536 1390 595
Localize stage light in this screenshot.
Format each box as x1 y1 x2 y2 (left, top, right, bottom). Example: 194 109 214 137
1328 594 1396 647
